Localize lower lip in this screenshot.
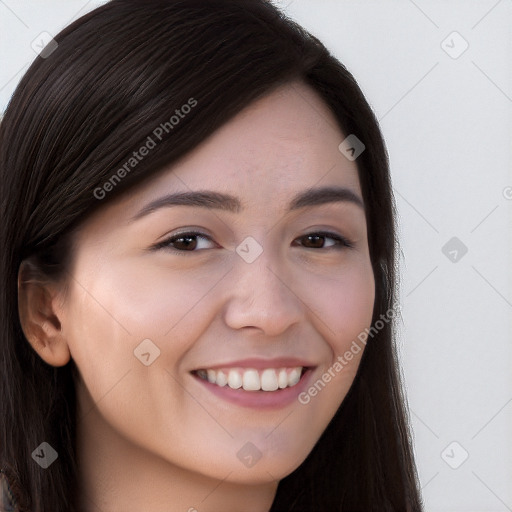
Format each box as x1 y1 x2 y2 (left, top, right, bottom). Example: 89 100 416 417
191 368 315 409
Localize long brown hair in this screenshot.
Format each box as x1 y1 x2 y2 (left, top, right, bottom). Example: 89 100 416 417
0 1 423 510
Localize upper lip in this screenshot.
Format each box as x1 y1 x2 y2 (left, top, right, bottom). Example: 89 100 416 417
192 357 316 371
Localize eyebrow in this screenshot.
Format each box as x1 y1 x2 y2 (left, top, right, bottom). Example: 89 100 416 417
130 185 364 221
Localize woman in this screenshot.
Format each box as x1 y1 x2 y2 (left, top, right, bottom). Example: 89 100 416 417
0 0 423 510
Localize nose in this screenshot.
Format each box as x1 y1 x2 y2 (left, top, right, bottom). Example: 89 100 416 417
222 248 305 337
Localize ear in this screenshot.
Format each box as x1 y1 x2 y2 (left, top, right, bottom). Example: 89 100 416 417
17 259 71 367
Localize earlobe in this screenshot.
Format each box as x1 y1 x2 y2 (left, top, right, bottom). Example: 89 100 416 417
17 261 71 367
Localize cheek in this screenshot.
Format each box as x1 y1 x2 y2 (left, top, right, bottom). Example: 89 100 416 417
63 277 136 401
63 261 217 454
63 258 223 394
299 258 375 353
294 258 375 406
106 258 224 336
70 257 222 344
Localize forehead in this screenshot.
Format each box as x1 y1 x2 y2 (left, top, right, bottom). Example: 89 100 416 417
87 80 362 228
132 81 361 210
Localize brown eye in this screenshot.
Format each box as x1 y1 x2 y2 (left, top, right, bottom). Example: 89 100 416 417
171 235 198 250
154 232 215 252
296 232 352 250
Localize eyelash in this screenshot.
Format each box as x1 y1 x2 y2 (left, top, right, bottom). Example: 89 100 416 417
152 230 354 254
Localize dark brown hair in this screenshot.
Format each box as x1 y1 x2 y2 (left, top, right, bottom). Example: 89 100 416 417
0 0 423 510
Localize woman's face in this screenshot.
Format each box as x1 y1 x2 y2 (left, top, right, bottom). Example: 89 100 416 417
59 81 375 486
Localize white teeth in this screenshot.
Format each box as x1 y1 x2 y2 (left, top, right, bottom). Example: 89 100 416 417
278 368 288 389
261 369 279 391
195 366 305 391
242 369 260 391
288 368 302 386
228 369 242 389
216 370 228 387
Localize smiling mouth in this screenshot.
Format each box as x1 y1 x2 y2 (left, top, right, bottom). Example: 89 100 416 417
191 366 309 392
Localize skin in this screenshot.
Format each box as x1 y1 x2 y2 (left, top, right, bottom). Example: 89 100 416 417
18 80 375 512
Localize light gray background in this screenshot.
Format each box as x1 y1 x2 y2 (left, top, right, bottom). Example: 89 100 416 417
1 1 511 511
